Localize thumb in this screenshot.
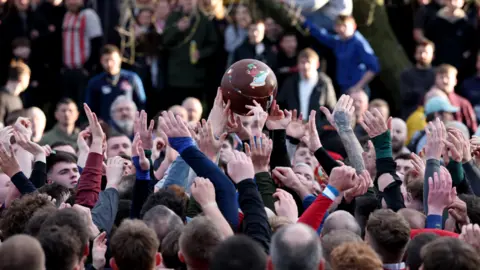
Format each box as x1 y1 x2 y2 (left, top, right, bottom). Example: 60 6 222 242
387 117 392 132
219 132 228 142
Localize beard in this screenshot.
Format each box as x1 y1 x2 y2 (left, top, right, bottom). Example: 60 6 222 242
114 119 134 135
392 140 404 152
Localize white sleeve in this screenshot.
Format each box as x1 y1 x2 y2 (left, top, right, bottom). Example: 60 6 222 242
295 0 329 12
85 9 103 39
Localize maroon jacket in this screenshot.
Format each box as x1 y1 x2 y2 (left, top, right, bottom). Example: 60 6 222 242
76 152 103 208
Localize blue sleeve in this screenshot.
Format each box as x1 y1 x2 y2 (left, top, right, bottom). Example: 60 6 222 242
317 211 329 234
356 36 380 73
132 74 146 109
302 194 316 210
163 156 192 190
84 79 99 113
426 215 442 229
171 138 239 228
303 19 337 49
10 171 37 195
130 152 152 219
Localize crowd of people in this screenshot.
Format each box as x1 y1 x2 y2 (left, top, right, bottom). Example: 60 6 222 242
0 0 480 269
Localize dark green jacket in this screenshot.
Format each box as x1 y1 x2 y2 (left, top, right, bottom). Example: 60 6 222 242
163 10 218 88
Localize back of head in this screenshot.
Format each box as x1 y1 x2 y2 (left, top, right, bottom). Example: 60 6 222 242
38 225 83 270
25 207 57 237
270 223 323 270
421 237 480 270
459 194 480 224
405 233 439 270
40 208 90 250
397 208 425 229
330 242 383 270
179 216 223 268
366 209 410 263
210 235 267 270
321 210 361 236
110 219 159 270
143 205 184 248
8 60 30 81
0 193 52 239
321 229 362 266
161 229 185 270
0 234 45 270
140 187 186 221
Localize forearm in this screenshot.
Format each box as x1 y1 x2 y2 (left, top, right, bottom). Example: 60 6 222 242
130 155 152 219
255 172 276 211
424 159 441 213
354 71 376 89
154 159 171 181
10 171 37 194
202 204 234 238
91 188 119 234
463 160 480 196
298 185 337 230
76 152 103 208
30 161 47 188
314 147 340 175
16 148 33 178
269 130 292 169
337 129 365 173
163 156 193 190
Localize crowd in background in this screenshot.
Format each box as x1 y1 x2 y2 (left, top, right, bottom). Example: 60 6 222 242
0 0 480 270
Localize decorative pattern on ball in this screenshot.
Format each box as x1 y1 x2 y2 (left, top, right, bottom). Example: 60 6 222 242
220 59 278 115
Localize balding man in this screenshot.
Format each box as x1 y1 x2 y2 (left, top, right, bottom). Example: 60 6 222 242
397 208 425 229
110 95 137 138
0 234 46 270
391 118 410 159
143 205 184 249
269 223 325 270
182 97 203 123
320 210 361 237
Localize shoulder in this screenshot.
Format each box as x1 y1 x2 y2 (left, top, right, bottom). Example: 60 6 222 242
353 32 374 53
81 8 99 18
317 72 332 84
88 73 106 84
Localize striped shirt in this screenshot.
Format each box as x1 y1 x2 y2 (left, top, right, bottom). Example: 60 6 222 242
62 8 103 69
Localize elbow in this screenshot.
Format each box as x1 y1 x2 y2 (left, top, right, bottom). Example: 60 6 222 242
368 60 380 74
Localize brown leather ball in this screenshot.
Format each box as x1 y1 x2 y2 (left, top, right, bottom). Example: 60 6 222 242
221 59 278 115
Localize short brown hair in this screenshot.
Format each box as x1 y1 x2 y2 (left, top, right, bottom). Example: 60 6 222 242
0 234 45 270
297 48 319 63
366 209 410 262
101 44 121 56
335 15 355 25
407 179 424 203
417 39 435 51
8 60 30 81
435 64 457 76
179 216 223 266
321 229 362 265
11 37 30 49
111 219 159 270
421 237 480 270
330 242 383 270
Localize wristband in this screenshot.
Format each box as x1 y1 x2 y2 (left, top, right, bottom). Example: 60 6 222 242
322 185 340 201
168 137 195 154
132 156 150 181
426 215 442 229
202 202 218 209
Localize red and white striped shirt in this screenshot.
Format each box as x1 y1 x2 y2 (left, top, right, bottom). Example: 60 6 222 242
62 8 103 69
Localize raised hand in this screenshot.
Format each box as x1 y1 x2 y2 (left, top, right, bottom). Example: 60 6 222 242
158 111 191 138
328 166 357 192
273 188 298 222
343 170 371 203
285 109 307 139
320 94 355 132
92 231 108 270
226 114 251 140
105 156 125 189
360 108 391 138
410 153 426 178
191 177 216 208
0 144 20 177
444 128 464 163
83 103 104 140
427 167 456 216
301 110 322 153
226 150 255 183
208 88 231 137
447 128 471 163
0 126 14 148
448 197 470 227
14 117 32 138
245 100 268 133
77 128 91 153
244 134 272 173
266 101 292 130
13 129 44 157
197 119 228 160
132 133 149 171
460 224 480 250
134 110 155 150
424 118 446 160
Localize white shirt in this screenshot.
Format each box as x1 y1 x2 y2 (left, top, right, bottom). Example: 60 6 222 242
298 73 318 118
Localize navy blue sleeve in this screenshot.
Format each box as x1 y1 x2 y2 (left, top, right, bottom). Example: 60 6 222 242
10 171 37 195
30 161 47 188
131 73 146 110
180 145 239 228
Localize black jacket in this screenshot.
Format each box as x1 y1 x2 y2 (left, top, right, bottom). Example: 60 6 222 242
233 40 277 69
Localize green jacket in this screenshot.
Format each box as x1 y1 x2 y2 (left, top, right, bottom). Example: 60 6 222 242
163 10 218 89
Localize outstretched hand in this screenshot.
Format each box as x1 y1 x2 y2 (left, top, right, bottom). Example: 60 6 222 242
360 109 391 138
424 118 447 160
427 167 456 216
285 109 307 139
301 110 322 152
197 119 228 160
226 150 255 183
245 133 272 173
266 100 292 130
320 94 355 132
158 111 191 138
134 110 155 150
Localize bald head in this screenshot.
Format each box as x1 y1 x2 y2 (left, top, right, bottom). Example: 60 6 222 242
143 205 184 248
350 90 369 121
270 223 324 270
168 105 188 122
321 229 362 266
397 208 425 229
182 97 203 123
0 234 45 270
391 118 407 152
321 210 361 237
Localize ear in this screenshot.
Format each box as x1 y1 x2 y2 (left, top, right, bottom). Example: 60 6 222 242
155 252 162 266
110 258 118 270
178 250 185 263
267 256 274 270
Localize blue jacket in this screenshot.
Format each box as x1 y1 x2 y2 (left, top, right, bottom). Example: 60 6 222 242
85 69 146 122
304 20 380 92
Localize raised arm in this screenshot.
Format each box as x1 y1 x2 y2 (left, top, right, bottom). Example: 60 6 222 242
320 95 365 173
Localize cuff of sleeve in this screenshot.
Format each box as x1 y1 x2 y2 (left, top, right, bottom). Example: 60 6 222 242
322 185 339 201
371 130 393 159
33 161 46 172
132 156 150 181
168 137 195 154
447 160 465 186
426 215 443 229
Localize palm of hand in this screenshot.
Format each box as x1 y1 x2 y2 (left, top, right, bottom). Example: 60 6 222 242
266 117 290 130
286 120 306 139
